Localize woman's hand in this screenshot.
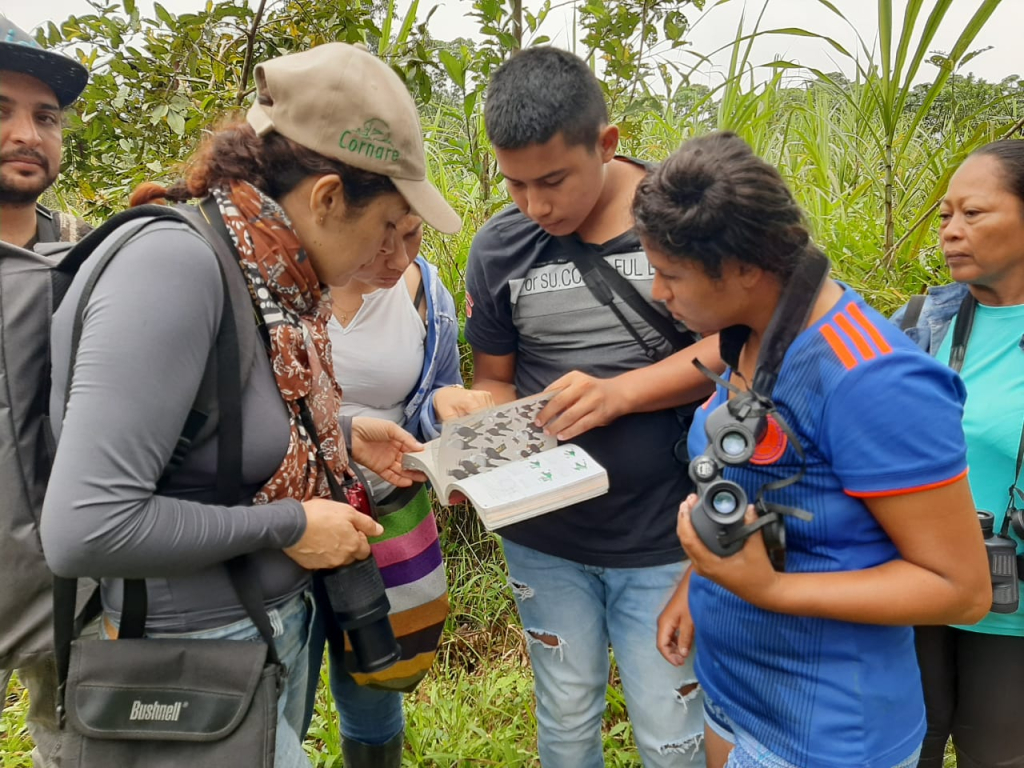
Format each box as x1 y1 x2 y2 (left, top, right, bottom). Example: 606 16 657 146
350 416 427 486
676 494 781 610
284 498 384 570
432 386 494 421
657 568 694 666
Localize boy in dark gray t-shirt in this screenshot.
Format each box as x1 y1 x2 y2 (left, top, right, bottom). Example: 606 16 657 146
465 47 719 767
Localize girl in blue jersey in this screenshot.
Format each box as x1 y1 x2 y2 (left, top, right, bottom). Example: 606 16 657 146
633 132 990 768
895 140 1024 768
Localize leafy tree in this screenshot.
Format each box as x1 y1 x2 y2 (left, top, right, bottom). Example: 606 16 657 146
41 0 434 215
577 0 703 107
905 71 1024 137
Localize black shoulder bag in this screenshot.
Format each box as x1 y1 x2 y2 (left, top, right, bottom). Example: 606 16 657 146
53 202 283 768
558 235 698 358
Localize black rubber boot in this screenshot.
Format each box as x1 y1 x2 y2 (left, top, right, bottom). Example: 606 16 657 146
340 731 404 768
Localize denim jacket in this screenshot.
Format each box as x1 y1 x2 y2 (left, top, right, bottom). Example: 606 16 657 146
890 282 970 357
401 255 464 441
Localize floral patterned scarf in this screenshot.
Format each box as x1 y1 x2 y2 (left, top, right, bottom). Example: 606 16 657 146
211 180 347 504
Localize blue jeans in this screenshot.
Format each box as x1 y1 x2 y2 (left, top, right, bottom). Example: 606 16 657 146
301 606 404 745
705 697 921 768
103 591 313 768
502 539 705 768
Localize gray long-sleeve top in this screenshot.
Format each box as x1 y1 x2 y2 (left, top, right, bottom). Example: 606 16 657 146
42 219 308 632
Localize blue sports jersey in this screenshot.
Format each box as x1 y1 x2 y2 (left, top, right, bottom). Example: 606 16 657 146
688 288 967 768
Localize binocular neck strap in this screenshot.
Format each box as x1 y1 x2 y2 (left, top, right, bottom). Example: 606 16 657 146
752 248 831 398
1002 419 1024 537
753 408 810 505
947 291 977 374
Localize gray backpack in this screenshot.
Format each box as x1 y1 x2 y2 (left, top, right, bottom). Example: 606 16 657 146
0 232 93 670
0 204 257 670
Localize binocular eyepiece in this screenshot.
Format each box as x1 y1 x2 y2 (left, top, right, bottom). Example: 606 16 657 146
688 454 749 557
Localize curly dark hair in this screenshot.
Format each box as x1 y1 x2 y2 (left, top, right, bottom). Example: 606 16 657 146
131 117 395 209
632 132 810 279
970 139 1024 207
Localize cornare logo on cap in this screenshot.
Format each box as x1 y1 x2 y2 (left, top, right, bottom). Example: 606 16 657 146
339 118 400 163
5 28 42 49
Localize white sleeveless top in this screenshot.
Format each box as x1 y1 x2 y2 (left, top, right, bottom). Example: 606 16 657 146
328 281 426 497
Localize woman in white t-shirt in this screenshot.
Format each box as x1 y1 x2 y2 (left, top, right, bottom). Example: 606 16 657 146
302 214 491 766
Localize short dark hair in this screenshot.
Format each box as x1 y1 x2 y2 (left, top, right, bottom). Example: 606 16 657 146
484 46 608 151
970 139 1024 209
632 132 810 280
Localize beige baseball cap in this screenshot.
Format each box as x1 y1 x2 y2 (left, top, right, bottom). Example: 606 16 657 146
247 43 461 234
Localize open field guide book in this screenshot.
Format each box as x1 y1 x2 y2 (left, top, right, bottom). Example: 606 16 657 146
402 393 609 530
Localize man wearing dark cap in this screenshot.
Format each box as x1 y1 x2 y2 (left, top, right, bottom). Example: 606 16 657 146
0 18 90 766
0 14 90 248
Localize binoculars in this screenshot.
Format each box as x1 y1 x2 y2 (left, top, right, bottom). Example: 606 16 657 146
688 392 786 559
978 510 1021 614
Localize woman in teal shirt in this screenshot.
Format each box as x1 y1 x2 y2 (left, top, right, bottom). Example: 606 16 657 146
896 139 1024 768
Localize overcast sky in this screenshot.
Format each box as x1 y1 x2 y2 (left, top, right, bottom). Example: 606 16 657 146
5 0 1023 87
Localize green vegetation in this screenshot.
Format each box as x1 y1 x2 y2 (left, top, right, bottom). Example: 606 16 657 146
5 0 1022 764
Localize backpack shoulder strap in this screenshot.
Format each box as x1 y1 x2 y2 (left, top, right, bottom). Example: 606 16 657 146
900 293 928 332
947 291 978 373
35 204 60 244
558 236 698 356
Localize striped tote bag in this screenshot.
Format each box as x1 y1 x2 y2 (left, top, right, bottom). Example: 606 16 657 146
346 486 449 692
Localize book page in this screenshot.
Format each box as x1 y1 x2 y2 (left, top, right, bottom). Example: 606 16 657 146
436 392 556 495
400 439 443 491
453 444 607 522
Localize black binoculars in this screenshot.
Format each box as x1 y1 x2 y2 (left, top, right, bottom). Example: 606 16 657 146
689 392 781 557
978 510 1020 614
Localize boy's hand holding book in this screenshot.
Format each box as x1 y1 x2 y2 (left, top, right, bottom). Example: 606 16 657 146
538 371 631 441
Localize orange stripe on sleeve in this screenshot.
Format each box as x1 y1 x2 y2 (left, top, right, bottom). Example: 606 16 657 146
820 324 857 370
846 303 893 355
835 314 876 361
845 467 968 499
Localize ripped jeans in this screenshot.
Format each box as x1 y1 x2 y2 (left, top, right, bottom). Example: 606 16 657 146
503 539 705 768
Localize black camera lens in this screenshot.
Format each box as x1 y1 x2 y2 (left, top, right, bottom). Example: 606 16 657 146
321 556 401 673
